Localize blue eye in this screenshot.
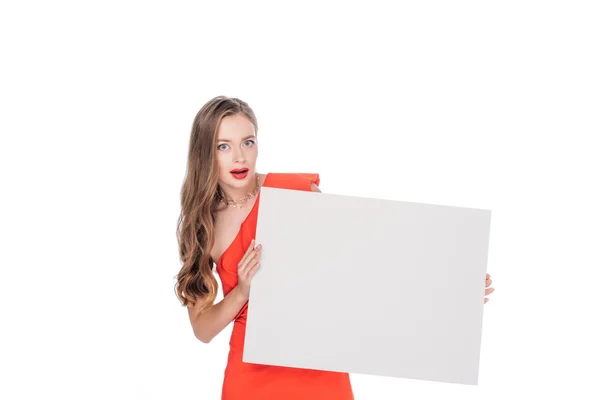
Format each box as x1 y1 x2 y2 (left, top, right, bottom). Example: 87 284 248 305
218 140 254 151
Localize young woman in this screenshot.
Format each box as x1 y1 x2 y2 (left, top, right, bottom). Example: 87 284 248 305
174 96 495 399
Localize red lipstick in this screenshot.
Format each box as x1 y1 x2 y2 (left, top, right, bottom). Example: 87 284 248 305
230 168 249 180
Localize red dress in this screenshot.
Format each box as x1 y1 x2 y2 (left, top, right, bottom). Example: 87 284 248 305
215 172 355 400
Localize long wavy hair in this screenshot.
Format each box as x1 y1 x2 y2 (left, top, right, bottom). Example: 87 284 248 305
174 96 258 311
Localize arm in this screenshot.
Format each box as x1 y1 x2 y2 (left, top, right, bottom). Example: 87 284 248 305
187 285 248 343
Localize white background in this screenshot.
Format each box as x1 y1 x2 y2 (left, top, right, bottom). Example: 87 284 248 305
1 1 598 399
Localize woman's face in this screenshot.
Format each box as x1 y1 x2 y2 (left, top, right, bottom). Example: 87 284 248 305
215 113 258 189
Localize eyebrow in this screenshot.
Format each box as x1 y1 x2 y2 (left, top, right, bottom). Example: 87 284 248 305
218 136 256 143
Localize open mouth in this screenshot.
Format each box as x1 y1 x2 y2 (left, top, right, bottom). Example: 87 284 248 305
231 168 249 175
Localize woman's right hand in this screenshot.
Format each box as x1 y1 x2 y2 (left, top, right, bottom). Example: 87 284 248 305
236 239 262 301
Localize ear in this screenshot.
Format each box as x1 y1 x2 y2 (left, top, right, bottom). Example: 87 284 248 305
310 182 322 193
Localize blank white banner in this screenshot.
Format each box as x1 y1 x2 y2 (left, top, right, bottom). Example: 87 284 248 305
244 187 491 385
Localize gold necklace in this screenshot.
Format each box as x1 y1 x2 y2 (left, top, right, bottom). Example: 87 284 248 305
217 174 260 209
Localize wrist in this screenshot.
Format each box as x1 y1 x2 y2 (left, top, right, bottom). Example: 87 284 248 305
232 286 249 303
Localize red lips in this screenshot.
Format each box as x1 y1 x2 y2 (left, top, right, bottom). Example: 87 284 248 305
230 168 249 180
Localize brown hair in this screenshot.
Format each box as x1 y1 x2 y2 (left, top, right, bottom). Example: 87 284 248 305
174 96 258 312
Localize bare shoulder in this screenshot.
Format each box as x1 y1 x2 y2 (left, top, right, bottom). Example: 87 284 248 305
258 172 268 186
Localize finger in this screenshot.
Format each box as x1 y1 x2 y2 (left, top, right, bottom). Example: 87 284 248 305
486 273 490 280
238 240 256 267
486 278 492 287
239 247 261 273
248 261 261 279
239 251 257 274
484 297 489 304
238 242 260 269
241 257 261 281
485 287 495 295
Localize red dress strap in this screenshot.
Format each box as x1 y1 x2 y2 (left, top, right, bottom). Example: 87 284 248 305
263 172 320 191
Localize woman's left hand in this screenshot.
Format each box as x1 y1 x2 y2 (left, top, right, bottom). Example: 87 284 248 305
484 273 495 304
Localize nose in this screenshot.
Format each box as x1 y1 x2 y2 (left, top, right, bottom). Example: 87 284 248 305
232 145 246 163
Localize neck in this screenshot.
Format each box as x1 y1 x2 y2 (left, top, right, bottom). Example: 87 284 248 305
219 174 259 203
